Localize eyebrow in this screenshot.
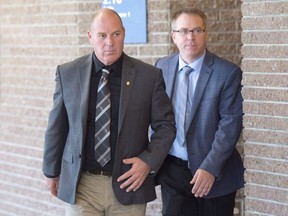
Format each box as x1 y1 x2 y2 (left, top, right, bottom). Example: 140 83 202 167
97 30 122 34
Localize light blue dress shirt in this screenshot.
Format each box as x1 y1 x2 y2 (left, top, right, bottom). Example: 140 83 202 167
169 51 206 160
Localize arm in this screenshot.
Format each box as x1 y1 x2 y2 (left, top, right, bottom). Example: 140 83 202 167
201 66 243 176
191 66 243 197
42 66 69 178
117 69 176 192
140 69 176 172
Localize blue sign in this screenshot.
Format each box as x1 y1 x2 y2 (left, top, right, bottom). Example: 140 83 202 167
101 0 147 44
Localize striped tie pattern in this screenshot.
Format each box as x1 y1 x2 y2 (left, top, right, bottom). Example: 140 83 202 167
174 65 193 146
94 68 111 167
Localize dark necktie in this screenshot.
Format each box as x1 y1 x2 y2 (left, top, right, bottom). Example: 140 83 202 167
94 68 111 167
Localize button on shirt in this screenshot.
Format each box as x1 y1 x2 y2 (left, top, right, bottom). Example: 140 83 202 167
169 51 205 161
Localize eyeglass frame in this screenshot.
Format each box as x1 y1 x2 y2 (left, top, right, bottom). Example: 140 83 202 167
172 27 206 36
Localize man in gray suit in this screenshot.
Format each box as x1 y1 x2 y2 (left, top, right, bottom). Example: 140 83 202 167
42 8 176 216
155 8 244 216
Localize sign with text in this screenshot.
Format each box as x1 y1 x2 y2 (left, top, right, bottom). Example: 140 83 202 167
101 0 147 44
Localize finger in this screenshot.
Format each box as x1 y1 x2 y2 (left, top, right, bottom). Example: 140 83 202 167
194 180 212 197
190 175 196 185
51 188 58 197
120 172 145 192
117 170 132 182
192 178 209 197
191 177 202 194
193 185 203 197
118 158 136 182
49 184 58 197
199 183 211 197
190 170 200 185
195 185 207 197
119 178 133 190
125 180 138 192
119 171 138 189
126 178 144 192
132 179 144 192
122 158 135 165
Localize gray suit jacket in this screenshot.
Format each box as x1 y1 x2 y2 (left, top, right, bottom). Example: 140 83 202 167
42 53 176 204
156 50 244 198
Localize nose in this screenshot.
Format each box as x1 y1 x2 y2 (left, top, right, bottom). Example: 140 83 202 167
105 35 114 46
186 32 195 40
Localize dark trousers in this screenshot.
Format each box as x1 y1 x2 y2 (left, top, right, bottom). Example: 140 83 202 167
157 155 236 216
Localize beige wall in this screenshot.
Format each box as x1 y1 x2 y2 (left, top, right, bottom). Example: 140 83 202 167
2 0 285 216
241 1 288 215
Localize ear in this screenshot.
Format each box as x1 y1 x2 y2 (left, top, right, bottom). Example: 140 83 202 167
123 27 126 37
171 32 176 43
204 31 208 43
87 30 93 44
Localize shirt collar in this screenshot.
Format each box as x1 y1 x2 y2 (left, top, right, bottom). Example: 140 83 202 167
178 50 206 72
92 52 123 73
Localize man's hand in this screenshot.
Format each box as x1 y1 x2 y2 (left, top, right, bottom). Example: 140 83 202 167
45 176 60 197
190 169 215 197
117 157 151 192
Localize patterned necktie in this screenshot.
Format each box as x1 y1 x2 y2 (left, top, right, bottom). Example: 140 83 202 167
174 65 193 146
94 68 111 167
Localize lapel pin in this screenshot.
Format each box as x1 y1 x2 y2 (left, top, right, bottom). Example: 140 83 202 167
126 81 130 86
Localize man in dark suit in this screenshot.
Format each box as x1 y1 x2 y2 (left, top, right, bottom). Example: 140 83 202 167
155 8 244 216
42 8 176 216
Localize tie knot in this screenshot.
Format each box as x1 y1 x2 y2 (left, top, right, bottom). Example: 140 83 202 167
101 68 110 78
180 66 193 79
182 65 193 75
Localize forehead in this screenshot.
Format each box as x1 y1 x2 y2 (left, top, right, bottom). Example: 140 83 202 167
92 12 123 32
174 13 204 28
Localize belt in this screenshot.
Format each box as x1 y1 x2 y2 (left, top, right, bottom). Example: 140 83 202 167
86 170 112 176
166 154 190 168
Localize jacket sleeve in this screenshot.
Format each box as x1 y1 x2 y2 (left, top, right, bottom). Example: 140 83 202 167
200 66 243 178
42 66 69 177
138 69 176 173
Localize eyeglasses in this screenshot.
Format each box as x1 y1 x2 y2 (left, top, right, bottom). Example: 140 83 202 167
172 28 206 36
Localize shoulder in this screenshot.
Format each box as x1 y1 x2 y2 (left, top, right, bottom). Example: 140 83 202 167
124 54 161 74
205 51 241 72
156 53 178 67
58 54 92 71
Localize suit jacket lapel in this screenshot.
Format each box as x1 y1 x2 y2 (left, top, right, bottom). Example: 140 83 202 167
79 54 93 133
118 54 136 134
187 51 213 126
165 54 179 98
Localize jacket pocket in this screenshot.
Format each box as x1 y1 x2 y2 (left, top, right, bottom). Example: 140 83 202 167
63 151 73 164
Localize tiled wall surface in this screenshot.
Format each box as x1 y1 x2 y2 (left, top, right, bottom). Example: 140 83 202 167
4 0 286 216
241 1 288 215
